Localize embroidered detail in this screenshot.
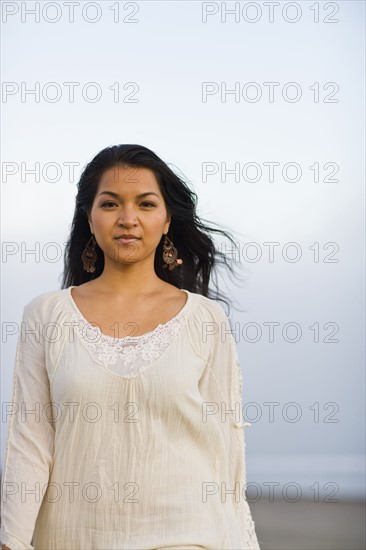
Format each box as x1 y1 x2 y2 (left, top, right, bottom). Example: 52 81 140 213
69 312 185 378
241 499 260 549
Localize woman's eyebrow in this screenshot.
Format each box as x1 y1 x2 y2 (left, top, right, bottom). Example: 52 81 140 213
97 191 160 199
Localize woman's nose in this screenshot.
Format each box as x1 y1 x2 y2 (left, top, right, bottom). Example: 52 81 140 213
117 206 138 225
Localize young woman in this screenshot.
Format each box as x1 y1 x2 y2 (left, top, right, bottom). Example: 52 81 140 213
1 144 261 549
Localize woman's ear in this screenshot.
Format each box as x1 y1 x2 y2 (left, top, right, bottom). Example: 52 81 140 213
164 218 171 234
87 215 93 234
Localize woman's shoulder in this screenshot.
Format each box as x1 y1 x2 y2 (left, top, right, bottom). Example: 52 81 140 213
22 287 69 318
183 291 234 356
184 289 230 328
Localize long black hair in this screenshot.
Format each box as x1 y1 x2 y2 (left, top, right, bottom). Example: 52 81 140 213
60 144 247 314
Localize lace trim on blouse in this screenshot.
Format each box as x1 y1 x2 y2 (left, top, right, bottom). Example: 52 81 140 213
68 312 186 378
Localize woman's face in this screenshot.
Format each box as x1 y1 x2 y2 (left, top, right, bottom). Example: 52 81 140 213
88 164 171 266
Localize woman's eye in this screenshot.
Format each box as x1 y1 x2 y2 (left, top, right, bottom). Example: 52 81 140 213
100 201 156 208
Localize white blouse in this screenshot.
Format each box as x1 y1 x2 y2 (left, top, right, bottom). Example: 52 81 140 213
0 286 261 550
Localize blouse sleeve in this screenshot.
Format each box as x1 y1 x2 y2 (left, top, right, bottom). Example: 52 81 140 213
199 302 261 550
0 301 55 549
226 332 261 549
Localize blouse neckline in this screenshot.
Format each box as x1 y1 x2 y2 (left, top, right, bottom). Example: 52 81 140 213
66 285 191 342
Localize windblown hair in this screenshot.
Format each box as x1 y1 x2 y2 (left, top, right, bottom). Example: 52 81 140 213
60 144 247 314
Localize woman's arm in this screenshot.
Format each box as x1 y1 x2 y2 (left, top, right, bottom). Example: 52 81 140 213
226 338 261 549
0 301 55 549
198 302 261 549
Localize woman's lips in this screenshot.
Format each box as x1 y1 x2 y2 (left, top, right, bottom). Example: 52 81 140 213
115 237 140 244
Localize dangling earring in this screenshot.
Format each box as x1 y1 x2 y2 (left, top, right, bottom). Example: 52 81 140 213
81 234 97 273
162 234 183 271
